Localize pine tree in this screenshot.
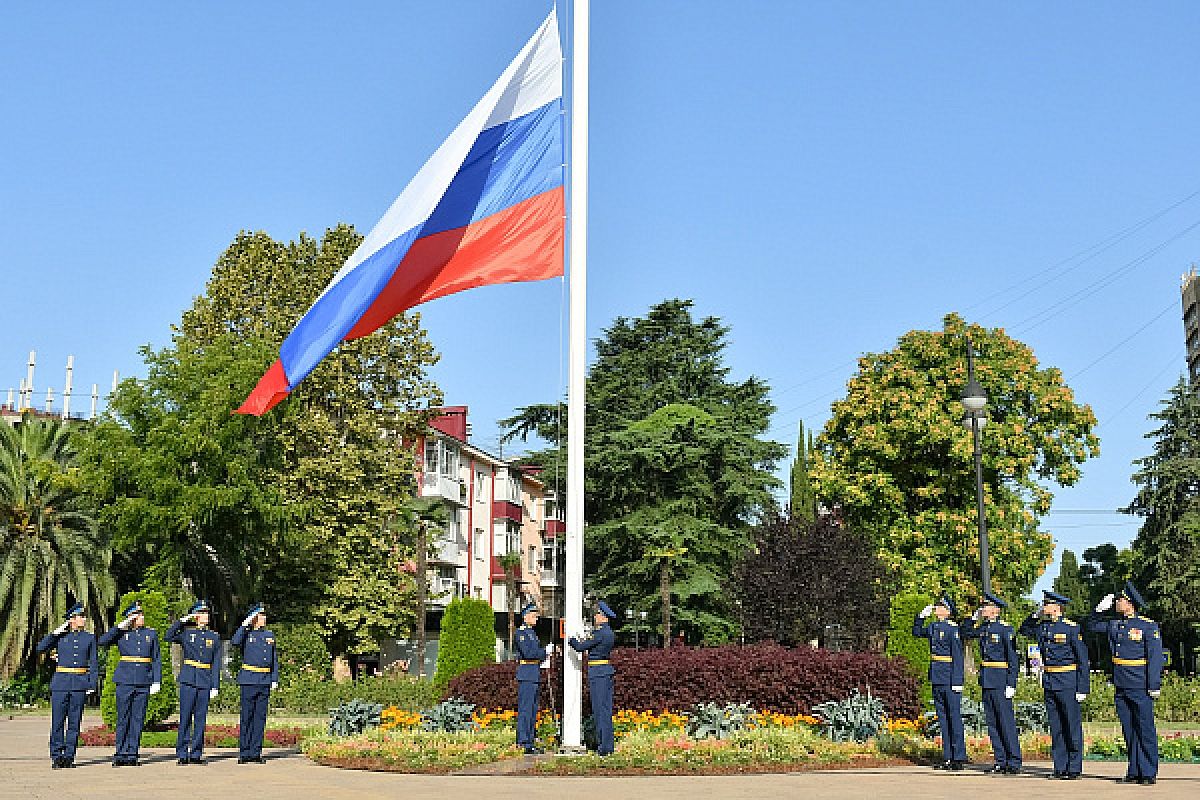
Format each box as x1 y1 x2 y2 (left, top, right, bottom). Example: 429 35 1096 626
1051 550 1090 612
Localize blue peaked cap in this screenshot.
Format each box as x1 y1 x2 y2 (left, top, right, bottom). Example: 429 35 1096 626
597 600 616 619
982 591 1008 609
1042 590 1071 606
189 599 211 614
935 595 956 616
64 602 85 621
1119 581 1145 609
121 600 143 619
520 602 539 617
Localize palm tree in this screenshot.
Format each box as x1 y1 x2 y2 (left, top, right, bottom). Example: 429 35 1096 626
403 495 447 678
0 413 115 677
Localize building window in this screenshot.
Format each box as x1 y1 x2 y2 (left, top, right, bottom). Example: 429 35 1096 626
541 544 556 572
473 586 482 599
441 443 459 478
544 496 558 520
473 528 485 560
507 522 521 556
528 544 538 573
475 470 487 500
424 438 439 474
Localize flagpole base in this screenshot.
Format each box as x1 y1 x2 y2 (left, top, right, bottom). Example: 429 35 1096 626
556 745 589 757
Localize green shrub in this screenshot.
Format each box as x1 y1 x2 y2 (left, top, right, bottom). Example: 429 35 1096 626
100 590 176 728
327 699 383 736
812 689 885 742
273 622 332 686
433 598 496 688
685 702 755 740
1014 701 1048 734
270 672 441 714
0 670 51 708
420 697 479 733
885 591 932 708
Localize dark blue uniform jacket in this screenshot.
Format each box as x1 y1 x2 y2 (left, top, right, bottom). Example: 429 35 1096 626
962 618 1019 690
514 624 547 683
912 614 964 686
230 626 279 685
36 630 98 691
569 624 615 677
1019 614 1089 694
98 626 162 686
1086 613 1164 692
166 620 221 689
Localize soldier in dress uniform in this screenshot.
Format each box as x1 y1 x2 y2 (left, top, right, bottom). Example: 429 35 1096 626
568 601 616 757
98 600 162 766
962 591 1021 774
36 602 97 769
913 594 967 770
165 600 221 765
1088 581 1165 785
230 603 279 764
1019 589 1089 780
513 602 549 754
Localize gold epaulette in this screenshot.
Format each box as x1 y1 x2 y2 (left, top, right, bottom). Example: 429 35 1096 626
1063 619 1077 626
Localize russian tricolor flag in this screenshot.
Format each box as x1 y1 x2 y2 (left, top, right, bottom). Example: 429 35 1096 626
237 12 563 415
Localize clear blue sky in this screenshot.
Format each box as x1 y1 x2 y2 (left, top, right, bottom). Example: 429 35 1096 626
4 2 1198 598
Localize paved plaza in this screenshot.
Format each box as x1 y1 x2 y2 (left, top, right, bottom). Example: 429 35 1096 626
2 715 1198 799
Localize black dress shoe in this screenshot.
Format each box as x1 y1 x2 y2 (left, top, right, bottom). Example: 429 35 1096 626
190 757 208 765
949 761 965 771
1052 771 1066 779
1004 766 1022 774
523 747 544 755
254 757 267 764
1066 773 1082 780
1138 778 1156 785
984 764 1004 773
238 757 250 764
1116 776 1140 784
51 759 64 770
177 758 189 766
933 760 951 770
63 760 75 768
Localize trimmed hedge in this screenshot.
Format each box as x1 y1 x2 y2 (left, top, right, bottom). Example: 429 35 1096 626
100 590 177 728
434 597 496 688
885 591 931 708
273 622 332 685
446 643 920 719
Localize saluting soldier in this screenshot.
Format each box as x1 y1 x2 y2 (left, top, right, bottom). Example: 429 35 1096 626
913 594 967 770
165 600 221 765
36 602 97 769
1019 590 1089 780
962 591 1021 774
230 603 279 764
568 601 616 757
98 600 162 766
513 602 549 755
1088 581 1164 786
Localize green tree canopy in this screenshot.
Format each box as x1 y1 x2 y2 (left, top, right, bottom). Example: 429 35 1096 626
1126 377 1200 641
1052 550 1090 611
812 313 1099 600
78 226 442 655
0 413 115 676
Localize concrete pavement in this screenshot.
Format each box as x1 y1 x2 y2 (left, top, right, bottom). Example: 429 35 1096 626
2 714 1198 799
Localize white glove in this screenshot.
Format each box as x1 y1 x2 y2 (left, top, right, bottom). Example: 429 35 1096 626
52 621 69 635
971 609 981 622
919 605 934 619
86 689 95 696
118 616 134 630
1149 690 1160 699
1095 593 1114 613
149 683 161 695
270 682 278 690
210 688 219 700
546 643 555 656
1075 693 1087 703
1004 686 1016 699
241 613 256 629
179 613 195 624
951 685 963 693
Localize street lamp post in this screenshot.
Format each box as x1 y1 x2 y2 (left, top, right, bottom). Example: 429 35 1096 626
625 610 649 651
961 336 991 594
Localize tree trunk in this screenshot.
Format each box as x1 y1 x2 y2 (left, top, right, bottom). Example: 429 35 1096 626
661 559 671 649
415 522 427 678
506 571 517 656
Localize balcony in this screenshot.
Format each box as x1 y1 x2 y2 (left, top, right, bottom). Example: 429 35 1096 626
427 577 463 608
492 500 521 523
430 537 463 566
422 472 467 506
543 519 565 538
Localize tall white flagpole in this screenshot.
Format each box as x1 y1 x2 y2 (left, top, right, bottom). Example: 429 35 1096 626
562 0 589 751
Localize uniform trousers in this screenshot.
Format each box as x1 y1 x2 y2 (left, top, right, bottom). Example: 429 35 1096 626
1115 689 1158 779
516 679 540 748
981 688 1021 768
588 672 614 756
239 684 271 759
176 685 211 760
1045 688 1083 775
114 684 149 760
931 685 966 762
49 690 86 761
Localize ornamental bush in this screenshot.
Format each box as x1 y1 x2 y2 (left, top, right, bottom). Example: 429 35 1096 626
273 622 332 686
884 591 931 708
433 598 496 688
445 642 920 719
100 590 176 728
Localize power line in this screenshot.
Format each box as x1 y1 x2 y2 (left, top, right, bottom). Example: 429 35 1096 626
1068 301 1176 379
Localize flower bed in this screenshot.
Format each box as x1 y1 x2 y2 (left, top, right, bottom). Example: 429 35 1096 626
78 723 307 748
1086 733 1200 762
302 728 523 773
